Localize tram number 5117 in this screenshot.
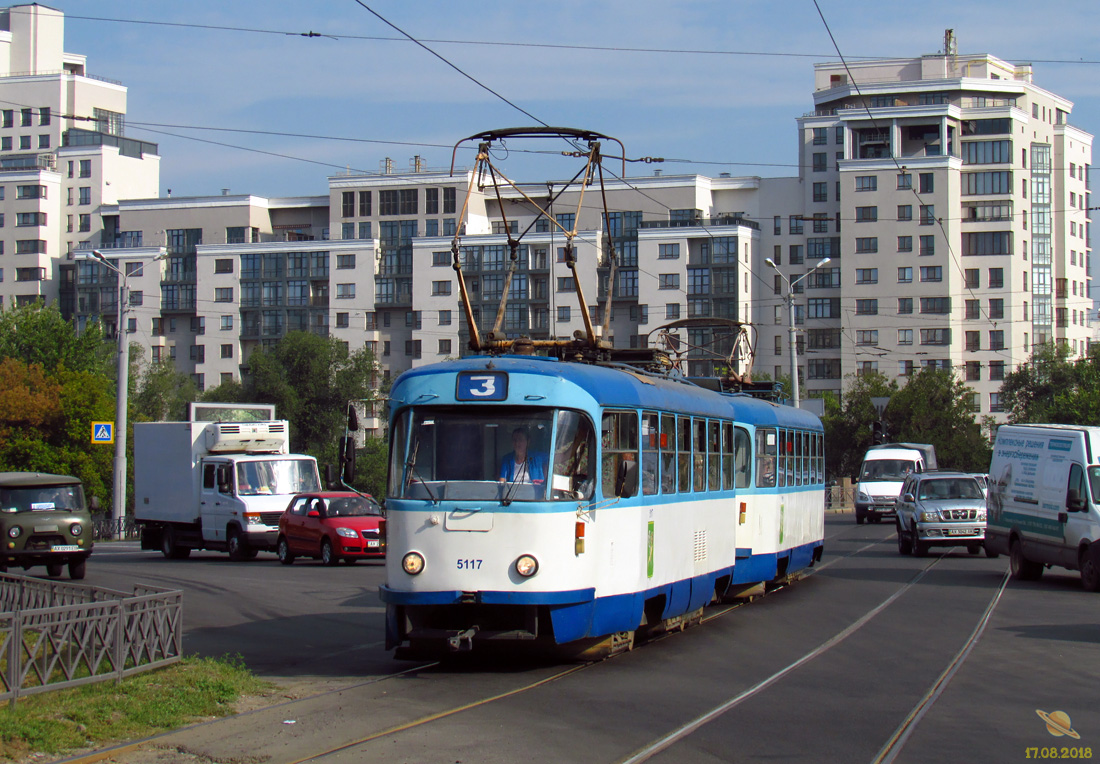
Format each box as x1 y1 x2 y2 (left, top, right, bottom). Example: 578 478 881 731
457 559 483 570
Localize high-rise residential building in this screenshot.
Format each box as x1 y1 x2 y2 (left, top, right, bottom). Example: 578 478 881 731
0 4 159 313
793 45 1092 413
4 7 1090 424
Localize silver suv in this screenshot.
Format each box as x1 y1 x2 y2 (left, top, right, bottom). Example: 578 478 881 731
895 471 987 557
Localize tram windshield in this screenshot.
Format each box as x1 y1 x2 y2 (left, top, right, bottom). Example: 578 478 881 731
389 407 596 503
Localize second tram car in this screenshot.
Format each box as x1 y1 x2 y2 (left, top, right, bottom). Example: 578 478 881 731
380 355 825 655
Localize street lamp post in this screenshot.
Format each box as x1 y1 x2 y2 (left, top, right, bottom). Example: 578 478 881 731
89 249 165 539
765 256 832 409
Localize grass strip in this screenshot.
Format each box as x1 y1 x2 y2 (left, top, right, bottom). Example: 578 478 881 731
0 654 273 762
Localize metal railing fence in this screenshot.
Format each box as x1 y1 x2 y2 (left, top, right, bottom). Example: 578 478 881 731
0 572 182 704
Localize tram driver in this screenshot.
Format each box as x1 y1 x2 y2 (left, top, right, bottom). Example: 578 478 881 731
499 427 548 485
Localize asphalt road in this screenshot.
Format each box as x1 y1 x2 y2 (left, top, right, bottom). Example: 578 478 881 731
67 515 1100 764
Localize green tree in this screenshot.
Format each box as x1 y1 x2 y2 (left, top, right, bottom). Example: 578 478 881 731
202 331 381 471
0 302 109 375
999 343 1100 424
820 371 897 480
131 356 199 422
884 367 990 472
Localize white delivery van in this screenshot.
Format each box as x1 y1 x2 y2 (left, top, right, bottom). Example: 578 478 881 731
987 424 1100 591
854 443 936 525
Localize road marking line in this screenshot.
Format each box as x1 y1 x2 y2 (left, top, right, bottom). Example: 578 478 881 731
618 559 942 764
871 568 1011 764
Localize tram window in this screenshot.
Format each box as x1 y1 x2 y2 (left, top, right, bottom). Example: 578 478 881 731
708 421 721 491
660 414 677 494
756 428 777 488
641 411 660 496
551 410 595 500
735 427 751 488
802 432 811 485
601 410 639 498
388 409 410 498
816 432 825 484
693 419 707 492
721 422 734 491
777 429 786 488
678 416 691 492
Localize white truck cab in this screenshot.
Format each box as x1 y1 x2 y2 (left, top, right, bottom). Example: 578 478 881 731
854 443 937 525
987 424 1100 591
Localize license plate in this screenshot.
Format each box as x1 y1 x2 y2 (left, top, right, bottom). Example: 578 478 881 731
366 539 380 548
51 545 80 552
946 529 973 536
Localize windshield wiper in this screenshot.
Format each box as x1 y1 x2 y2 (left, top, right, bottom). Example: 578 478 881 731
406 435 438 504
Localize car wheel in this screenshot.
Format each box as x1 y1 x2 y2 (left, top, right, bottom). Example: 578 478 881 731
984 543 1000 559
68 558 86 580
871 515 882 524
343 557 357 565
46 563 63 578
321 538 338 566
912 528 929 558
161 528 191 560
1010 538 1043 581
277 536 295 565
1079 547 1100 592
896 520 912 555
967 543 981 555
227 528 251 562
856 511 865 526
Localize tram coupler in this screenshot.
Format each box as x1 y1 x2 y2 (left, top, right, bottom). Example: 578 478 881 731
448 626 479 652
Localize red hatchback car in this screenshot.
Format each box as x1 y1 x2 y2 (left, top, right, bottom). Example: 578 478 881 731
277 492 385 565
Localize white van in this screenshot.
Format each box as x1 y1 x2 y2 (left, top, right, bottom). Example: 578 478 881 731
854 444 934 525
987 424 1100 591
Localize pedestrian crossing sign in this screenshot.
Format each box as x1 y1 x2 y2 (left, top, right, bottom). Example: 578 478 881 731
91 422 114 444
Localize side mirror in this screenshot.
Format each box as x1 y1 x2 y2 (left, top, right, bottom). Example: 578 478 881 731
615 459 639 498
1067 490 1086 512
902 493 915 503
340 436 357 483
89 496 101 511
307 510 321 518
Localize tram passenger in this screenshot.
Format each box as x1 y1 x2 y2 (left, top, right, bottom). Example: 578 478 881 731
499 427 548 485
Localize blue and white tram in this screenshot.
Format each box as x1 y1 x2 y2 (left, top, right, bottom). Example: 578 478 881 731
380 355 825 655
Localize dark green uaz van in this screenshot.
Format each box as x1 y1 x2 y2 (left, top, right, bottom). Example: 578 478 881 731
0 472 95 579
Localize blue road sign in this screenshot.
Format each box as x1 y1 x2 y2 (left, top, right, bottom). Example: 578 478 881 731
91 422 114 444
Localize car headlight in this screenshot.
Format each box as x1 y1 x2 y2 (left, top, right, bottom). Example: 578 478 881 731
857 491 871 503
977 510 987 521
515 554 539 578
244 513 264 525
402 551 425 575
70 523 83 537
336 527 358 539
919 510 940 522
8 525 21 539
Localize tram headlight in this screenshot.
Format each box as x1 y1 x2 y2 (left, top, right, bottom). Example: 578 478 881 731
8 526 21 539
515 554 539 578
402 551 425 575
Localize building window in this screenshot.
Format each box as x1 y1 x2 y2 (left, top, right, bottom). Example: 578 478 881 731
989 361 1005 381
855 268 878 284
438 310 451 326
812 127 827 145
965 300 980 320
966 332 981 352
919 173 934 193
431 280 452 296
919 266 943 282
665 303 680 320
557 306 571 322
438 339 452 355
336 254 356 269
659 273 680 290
897 236 913 252
855 299 878 315
856 330 878 345
221 315 233 331
658 243 680 259
919 205 935 225
37 134 49 149
335 312 349 328
897 205 912 222
79 187 91 205
989 330 1005 351
855 237 878 253
855 176 877 192
919 235 935 256
920 328 951 345
18 135 29 150
221 344 233 359
336 283 355 299
812 153 827 172
897 267 912 283
789 215 804 235
789 245 804 264
988 268 1004 288
898 298 913 314
855 206 877 222
920 297 951 314
773 216 782 235
214 259 234 274
813 182 827 202
898 329 913 345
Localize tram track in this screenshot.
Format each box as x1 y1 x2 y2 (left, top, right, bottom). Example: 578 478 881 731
59 522 954 764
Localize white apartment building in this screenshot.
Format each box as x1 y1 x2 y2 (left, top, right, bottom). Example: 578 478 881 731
792 49 1092 413
0 4 159 312
2 7 1090 423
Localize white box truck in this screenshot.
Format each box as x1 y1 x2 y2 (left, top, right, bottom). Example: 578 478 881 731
134 409 322 560
987 424 1100 591
854 443 937 525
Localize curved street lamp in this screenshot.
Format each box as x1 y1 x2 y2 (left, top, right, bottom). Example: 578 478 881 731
764 256 832 409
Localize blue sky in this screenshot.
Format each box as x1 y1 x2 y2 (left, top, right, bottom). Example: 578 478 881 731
47 0 1100 198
